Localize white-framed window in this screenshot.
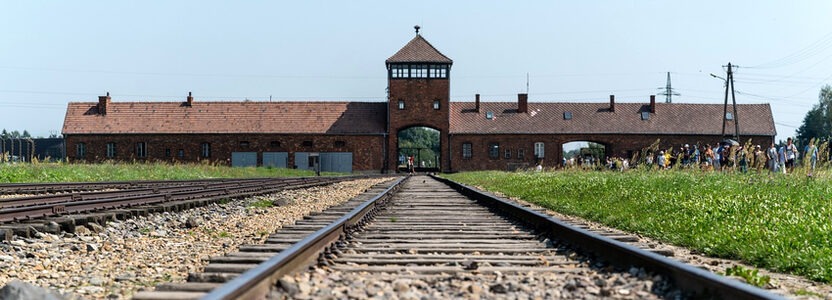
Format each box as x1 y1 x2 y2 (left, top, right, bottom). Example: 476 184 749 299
201 142 211 158
504 148 511 159
398 100 405 110
413 64 428 78
534 142 544 158
433 100 440 110
518 149 525 159
136 142 147 158
462 143 472 159
106 142 116 158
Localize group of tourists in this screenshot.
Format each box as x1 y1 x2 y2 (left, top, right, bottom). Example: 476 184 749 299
644 137 820 174
560 137 823 175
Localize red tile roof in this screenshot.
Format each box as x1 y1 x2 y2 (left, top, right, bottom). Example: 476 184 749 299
62 101 387 135
386 35 452 64
449 101 776 136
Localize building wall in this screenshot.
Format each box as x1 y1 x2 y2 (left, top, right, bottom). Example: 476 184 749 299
387 78 450 172
449 133 774 172
64 133 385 171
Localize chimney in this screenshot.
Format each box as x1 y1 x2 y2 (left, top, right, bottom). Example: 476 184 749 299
186 91 194 106
475 94 480 112
609 95 615 112
517 93 528 113
650 95 656 113
98 92 111 115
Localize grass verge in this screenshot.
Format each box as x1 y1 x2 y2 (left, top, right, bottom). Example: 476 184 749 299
0 162 325 183
444 169 832 283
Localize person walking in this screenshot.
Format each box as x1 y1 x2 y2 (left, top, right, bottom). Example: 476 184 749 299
778 145 787 174
766 143 777 173
785 137 799 174
806 139 819 176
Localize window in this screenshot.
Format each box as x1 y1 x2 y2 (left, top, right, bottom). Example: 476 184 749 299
302 140 313 147
563 112 572 120
433 100 440 110
429 65 448 78
534 142 545 158
641 111 650 120
413 64 428 78
398 100 405 110
725 112 734 120
178 149 185 158
136 142 147 158
489 143 499 159
462 143 472 159
269 141 280 147
486 112 494 119
518 149 525 159
391 64 408 78
334 141 346 147
239 141 250 147
504 148 511 159
201 143 211 158
106 142 116 158
76 143 86 158
165 148 171 157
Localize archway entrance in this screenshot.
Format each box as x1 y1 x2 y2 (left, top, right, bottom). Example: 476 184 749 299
397 126 440 172
562 141 608 169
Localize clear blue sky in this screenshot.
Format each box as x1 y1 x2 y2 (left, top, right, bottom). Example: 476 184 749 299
2 1 831 142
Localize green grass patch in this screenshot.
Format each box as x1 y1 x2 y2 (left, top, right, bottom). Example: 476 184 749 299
249 199 275 208
0 161 326 183
444 169 832 283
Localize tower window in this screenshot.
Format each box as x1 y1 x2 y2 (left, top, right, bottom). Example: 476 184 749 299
413 64 428 78
398 100 405 110
433 100 440 110
391 65 408 78
429 65 447 78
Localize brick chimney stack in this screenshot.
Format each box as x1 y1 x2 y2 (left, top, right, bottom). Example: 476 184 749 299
609 95 615 112
650 95 656 113
187 91 194 106
475 94 480 112
517 93 528 113
98 92 111 115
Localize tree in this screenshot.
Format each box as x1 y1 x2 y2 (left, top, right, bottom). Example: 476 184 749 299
22 130 30 138
796 85 832 146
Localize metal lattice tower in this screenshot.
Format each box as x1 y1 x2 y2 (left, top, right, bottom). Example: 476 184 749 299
658 72 680 103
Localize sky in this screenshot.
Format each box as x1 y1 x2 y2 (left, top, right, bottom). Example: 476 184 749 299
2 1 831 142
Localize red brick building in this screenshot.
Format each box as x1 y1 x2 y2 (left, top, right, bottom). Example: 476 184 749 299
62 31 776 172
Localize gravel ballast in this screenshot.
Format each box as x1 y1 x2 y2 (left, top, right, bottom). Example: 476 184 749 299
0 178 392 299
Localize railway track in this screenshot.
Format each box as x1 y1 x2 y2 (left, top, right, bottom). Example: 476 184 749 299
0 178 270 195
0 176 381 239
131 175 783 299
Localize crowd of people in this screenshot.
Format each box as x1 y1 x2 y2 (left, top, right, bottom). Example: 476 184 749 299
560 137 824 175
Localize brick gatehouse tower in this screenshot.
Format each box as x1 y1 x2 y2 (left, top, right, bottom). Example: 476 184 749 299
385 26 452 172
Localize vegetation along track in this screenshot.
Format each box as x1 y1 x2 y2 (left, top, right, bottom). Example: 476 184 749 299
131 175 784 299
0 176 382 239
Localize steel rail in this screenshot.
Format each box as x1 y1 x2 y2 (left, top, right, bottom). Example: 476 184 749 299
432 175 783 300
0 177 279 195
0 175 376 223
201 176 406 300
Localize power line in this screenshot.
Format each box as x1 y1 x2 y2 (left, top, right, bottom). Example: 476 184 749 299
748 29 832 69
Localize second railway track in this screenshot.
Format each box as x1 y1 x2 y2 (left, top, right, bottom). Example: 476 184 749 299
134 175 782 299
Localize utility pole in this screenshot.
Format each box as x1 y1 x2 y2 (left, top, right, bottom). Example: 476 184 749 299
658 72 680 103
720 63 740 143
